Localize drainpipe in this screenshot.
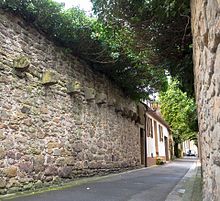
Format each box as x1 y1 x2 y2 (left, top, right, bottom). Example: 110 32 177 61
144 112 148 167
140 102 148 167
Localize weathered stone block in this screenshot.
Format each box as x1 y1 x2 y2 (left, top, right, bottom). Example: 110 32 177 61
131 112 138 122
84 87 96 101
45 176 53 182
29 147 41 155
128 110 134 118
20 106 31 114
25 72 34 81
74 161 84 169
0 147 6 159
96 92 107 104
0 177 6 188
7 178 21 188
6 150 16 159
122 107 129 117
55 157 66 166
13 56 30 71
88 161 101 169
137 104 145 125
108 97 116 107
213 156 220 167
0 123 8 129
129 102 137 113
4 166 17 177
47 142 59 154
0 131 6 140
115 102 123 113
14 70 26 78
44 165 58 176
18 162 33 174
36 130 46 139
53 148 61 156
67 81 82 94
33 155 45 173
214 44 220 74
40 106 49 114
42 70 58 85
66 157 75 166
58 166 72 178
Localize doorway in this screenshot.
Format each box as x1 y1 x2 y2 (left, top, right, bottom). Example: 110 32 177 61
154 121 159 157
164 136 169 161
140 128 146 166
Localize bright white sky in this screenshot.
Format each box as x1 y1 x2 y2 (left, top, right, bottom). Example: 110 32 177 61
54 0 93 13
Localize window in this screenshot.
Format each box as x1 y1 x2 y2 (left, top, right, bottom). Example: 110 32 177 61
147 117 153 138
159 125 163 141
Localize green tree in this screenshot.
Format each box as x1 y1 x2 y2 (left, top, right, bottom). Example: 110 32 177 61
159 80 198 157
92 0 194 96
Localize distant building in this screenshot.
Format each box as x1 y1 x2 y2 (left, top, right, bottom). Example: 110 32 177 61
182 140 198 156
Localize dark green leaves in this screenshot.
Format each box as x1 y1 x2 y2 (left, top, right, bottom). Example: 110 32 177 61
0 0 168 100
92 0 194 96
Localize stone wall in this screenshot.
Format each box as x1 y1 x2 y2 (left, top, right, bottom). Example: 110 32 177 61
0 11 142 194
191 0 220 200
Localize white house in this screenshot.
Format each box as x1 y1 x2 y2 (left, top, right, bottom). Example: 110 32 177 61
145 106 173 166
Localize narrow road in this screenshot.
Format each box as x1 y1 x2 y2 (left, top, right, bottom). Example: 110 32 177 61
10 158 196 201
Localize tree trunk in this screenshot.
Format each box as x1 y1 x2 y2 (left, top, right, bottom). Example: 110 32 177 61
174 142 180 158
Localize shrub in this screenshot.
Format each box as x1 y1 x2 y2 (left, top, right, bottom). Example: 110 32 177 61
156 158 165 165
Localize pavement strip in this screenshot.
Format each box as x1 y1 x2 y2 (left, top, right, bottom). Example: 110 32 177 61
165 159 201 201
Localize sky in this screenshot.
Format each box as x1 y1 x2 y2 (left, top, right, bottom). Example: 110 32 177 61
54 0 93 14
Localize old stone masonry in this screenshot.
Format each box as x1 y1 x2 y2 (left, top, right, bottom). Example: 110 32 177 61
0 11 143 194
191 0 220 200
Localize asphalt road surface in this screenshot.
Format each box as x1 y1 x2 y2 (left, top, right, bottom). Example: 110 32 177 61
10 158 196 201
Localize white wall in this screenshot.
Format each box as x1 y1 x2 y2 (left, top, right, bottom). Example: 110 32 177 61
182 140 198 155
157 123 169 157
146 113 170 158
147 136 156 158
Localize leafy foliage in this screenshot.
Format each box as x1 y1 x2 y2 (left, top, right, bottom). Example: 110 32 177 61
92 0 194 96
0 0 168 100
159 80 198 144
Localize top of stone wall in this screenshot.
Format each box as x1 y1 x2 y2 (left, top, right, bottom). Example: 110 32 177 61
0 10 142 123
